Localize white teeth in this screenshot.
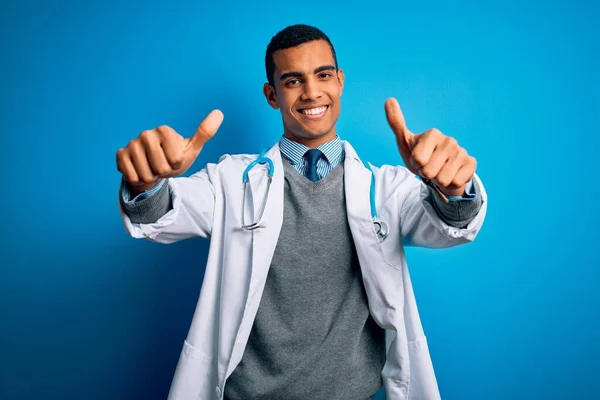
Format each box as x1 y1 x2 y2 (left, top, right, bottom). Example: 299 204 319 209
301 106 327 115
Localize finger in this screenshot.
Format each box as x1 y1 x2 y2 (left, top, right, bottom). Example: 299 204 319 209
385 98 414 151
156 126 185 170
419 136 459 181
117 149 140 185
129 140 157 184
187 109 224 153
410 129 440 170
451 156 477 188
434 148 466 188
419 146 451 181
141 131 172 177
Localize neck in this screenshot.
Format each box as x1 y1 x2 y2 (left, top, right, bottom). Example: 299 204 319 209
283 129 337 149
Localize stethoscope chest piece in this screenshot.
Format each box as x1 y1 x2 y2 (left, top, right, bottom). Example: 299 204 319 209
374 219 389 242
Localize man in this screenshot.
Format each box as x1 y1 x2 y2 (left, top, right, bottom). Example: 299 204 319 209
116 24 486 400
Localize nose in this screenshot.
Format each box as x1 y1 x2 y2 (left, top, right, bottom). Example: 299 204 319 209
300 77 323 101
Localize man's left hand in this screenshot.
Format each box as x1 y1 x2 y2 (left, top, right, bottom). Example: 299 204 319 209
384 97 477 197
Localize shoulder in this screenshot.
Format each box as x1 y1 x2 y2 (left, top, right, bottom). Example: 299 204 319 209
216 153 258 167
369 162 421 199
188 152 261 181
370 163 414 183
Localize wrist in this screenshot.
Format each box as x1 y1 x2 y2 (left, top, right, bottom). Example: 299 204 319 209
126 179 161 197
439 185 466 197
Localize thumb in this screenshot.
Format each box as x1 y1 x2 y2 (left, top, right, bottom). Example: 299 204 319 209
385 98 415 154
186 109 224 153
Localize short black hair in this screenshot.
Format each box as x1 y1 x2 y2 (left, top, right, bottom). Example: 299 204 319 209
265 24 338 87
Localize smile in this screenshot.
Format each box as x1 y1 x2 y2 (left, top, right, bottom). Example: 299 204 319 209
297 105 329 119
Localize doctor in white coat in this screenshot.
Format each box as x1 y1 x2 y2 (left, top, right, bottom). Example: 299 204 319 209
116 24 486 400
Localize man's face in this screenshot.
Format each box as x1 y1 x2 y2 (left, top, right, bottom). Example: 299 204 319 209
264 39 345 148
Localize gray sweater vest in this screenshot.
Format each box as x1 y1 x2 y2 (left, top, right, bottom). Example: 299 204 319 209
224 160 386 400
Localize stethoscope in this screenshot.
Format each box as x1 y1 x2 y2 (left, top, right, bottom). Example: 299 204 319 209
241 150 389 242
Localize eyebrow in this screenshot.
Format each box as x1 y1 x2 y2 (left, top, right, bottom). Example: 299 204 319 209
279 64 336 81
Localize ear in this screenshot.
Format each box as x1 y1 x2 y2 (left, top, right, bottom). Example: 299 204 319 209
337 68 345 97
263 83 279 109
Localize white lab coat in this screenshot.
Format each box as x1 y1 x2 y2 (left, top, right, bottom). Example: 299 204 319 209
119 140 487 400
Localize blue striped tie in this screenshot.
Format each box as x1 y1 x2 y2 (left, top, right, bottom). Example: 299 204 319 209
304 149 323 182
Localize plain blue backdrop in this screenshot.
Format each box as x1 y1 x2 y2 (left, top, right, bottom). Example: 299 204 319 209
2 0 599 399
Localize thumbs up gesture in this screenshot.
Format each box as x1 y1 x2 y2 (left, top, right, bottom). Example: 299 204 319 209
385 98 476 198
116 109 224 195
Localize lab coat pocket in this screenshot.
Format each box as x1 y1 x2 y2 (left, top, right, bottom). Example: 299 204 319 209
169 340 213 399
358 218 404 271
407 336 441 400
358 222 402 311
377 208 406 271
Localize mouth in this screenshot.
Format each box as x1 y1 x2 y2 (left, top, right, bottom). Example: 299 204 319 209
296 105 329 120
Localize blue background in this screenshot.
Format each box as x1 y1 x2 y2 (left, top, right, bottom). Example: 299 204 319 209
2 0 599 399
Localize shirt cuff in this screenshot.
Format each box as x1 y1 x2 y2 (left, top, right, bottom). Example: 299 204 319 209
119 177 172 224
121 178 166 204
445 179 477 202
429 178 483 228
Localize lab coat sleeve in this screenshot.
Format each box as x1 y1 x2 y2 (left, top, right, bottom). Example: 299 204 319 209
396 171 487 248
118 162 220 244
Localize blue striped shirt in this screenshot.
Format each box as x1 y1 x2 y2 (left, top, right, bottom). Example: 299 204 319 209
278 135 344 180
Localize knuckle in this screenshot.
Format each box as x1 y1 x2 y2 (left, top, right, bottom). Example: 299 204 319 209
140 174 155 184
437 177 451 187
446 136 458 148
430 128 442 137
140 130 154 143
468 156 477 169
451 177 464 187
412 152 426 166
158 125 176 139
116 148 126 162
128 138 142 150
125 174 139 185
154 165 171 176
156 125 168 136
173 154 184 164
420 166 434 179
169 151 185 167
170 160 183 170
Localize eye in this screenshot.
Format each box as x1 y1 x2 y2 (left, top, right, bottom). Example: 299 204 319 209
285 79 301 87
319 72 333 79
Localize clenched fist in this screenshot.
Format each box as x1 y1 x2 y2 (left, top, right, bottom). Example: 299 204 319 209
116 109 224 195
385 98 476 199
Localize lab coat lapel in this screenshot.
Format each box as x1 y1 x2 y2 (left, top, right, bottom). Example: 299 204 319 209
343 141 373 229
223 143 285 382
246 142 284 304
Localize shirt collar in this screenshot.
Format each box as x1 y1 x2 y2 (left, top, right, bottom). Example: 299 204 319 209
278 134 343 166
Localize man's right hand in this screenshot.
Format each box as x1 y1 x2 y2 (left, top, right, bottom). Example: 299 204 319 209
116 109 224 196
